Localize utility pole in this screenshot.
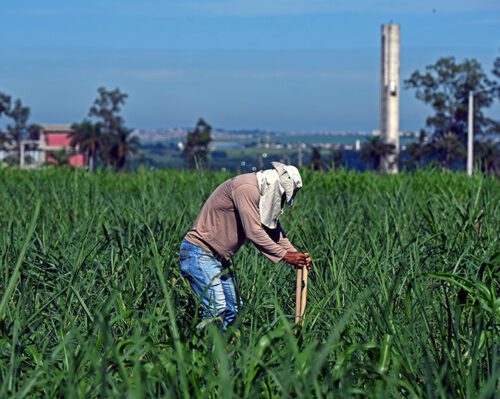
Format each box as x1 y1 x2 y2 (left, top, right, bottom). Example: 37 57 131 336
467 87 493 177
20 141 25 168
467 91 473 177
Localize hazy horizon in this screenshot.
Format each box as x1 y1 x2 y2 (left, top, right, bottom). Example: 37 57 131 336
1 1 499 133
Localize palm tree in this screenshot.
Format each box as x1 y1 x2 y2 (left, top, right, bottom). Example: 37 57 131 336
361 137 396 171
70 120 102 172
108 126 140 171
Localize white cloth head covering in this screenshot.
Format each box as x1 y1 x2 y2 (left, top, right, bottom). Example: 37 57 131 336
256 162 303 229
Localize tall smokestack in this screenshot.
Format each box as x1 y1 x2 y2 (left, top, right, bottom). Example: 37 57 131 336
380 24 400 174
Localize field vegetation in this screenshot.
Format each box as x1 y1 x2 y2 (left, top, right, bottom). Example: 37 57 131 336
0 167 498 398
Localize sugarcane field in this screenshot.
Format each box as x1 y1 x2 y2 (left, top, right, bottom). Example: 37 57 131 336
0 167 498 398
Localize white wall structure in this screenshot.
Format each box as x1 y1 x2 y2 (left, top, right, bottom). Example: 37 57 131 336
380 24 400 174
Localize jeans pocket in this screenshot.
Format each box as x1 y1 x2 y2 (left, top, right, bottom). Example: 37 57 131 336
179 248 188 261
179 247 193 277
180 255 191 277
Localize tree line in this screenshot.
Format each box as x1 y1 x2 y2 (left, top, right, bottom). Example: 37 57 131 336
0 87 139 171
0 94 41 160
0 83 208 172
184 55 500 174
361 55 500 173
1 54 499 173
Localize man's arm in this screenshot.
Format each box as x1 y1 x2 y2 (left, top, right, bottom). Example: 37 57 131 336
262 217 312 268
232 184 311 268
275 223 311 268
262 222 296 252
232 184 288 263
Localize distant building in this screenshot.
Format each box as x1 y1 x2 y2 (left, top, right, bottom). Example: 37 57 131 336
13 125 85 168
38 125 85 167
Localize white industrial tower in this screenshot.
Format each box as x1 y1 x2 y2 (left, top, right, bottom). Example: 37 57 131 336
380 24 400 174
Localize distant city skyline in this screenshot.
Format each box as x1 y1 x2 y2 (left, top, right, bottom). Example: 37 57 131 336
0 1 499 133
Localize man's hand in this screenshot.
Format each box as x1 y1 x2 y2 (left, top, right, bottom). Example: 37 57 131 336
283 251 312 270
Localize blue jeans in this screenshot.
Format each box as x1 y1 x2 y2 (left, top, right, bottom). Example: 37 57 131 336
179 239 239 328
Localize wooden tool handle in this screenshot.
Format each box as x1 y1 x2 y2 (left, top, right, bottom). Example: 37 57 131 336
295 267 308 325
295 267 303 325
300 267 308 319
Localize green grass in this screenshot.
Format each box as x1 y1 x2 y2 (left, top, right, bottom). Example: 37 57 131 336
0 167 499 398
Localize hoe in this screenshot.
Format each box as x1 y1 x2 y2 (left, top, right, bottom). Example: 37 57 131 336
295 266 308 325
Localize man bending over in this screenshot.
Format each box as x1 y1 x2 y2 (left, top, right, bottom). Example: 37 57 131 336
179 162 312 327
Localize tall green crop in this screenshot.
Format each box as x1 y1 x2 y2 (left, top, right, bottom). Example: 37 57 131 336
0 166 498 398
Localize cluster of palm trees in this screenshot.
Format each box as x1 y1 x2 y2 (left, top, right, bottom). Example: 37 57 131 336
70 119 139 172
69 87 139 172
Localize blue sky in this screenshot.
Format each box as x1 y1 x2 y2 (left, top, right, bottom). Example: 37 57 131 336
1 0 499 132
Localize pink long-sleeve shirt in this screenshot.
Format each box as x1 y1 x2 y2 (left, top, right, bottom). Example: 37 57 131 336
184 173 296 263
